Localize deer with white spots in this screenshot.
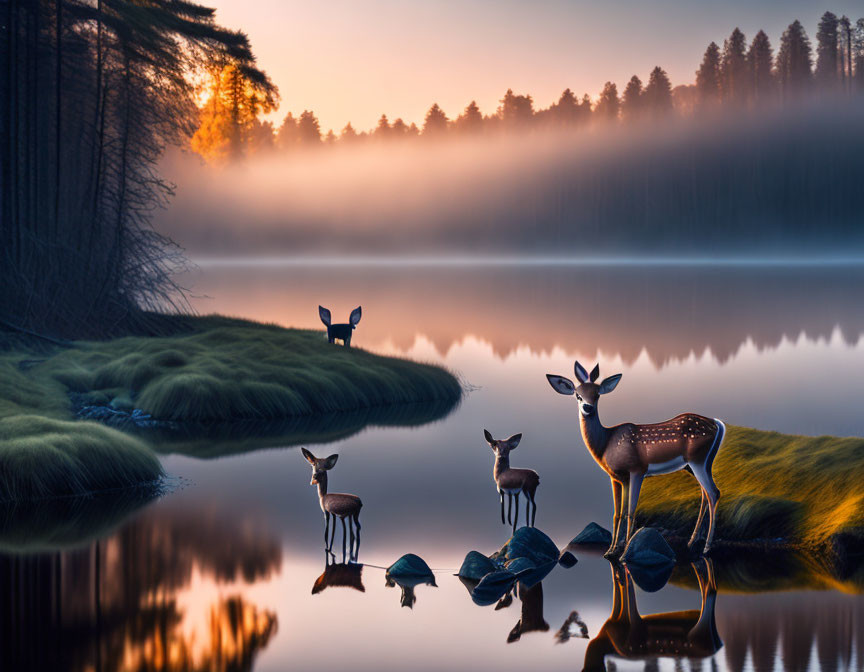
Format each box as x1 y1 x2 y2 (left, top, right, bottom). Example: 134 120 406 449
546 361 725 557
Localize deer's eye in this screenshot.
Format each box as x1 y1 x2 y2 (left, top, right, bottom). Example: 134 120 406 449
576 394 583 402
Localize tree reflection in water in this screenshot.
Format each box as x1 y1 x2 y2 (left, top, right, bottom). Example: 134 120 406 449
0 502 280 672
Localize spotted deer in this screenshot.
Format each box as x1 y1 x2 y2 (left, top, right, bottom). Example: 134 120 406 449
582 559 721 671
546 361 725 556
301 448 362 560
483 430 540 532
319 306 361 346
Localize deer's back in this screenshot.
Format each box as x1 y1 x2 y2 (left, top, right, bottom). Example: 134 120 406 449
606 414 719 472
497 468 539 492
323 492 362 516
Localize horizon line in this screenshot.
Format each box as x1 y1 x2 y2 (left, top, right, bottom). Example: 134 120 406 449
189 254 864 269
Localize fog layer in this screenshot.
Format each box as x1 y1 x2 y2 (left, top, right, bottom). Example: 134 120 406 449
156 102 864 257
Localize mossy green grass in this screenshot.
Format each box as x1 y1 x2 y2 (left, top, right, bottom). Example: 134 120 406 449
0 315 462 501
637 424 864 554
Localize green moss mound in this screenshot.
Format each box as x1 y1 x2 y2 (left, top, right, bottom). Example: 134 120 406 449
0 415 163 501
637 424 864 551
41 318 462 422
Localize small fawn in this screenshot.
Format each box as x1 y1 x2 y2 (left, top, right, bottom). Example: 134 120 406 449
302 448 362 560
483 430 540 532
319 305 362 346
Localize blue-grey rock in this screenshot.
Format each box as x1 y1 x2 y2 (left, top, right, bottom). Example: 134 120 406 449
558 550 578 568
569 522 613 548
472 569 517 606
457 550 498 582
621 527 676 569
386 553 436 587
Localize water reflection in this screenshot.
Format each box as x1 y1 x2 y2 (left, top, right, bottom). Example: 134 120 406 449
506 582 550 643
185 266 864 364
0 502 280 671
583 560 721 671
312 558 365 594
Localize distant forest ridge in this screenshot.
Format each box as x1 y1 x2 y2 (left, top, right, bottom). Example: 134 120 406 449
190 11 864 162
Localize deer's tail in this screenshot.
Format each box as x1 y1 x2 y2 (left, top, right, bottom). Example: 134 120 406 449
708 419 726 473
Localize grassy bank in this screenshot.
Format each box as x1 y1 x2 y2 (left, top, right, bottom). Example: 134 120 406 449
637 425 864 555
0 315 462 500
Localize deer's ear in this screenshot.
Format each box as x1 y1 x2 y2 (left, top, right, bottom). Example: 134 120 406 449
350 306 362 326
546 374 575 396
483 429 494 444
322 454 339 470
599 374 622 394
574 361 590 383
319 306 331 326
590 363 600 382
301 447 316 464
505 433 522 449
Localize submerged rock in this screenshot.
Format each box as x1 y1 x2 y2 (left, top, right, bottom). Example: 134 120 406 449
569 522 613 548
621 527 676 592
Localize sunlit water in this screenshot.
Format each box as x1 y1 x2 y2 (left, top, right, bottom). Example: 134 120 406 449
4 264 864 671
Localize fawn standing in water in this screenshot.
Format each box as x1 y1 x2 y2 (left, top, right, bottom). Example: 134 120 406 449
483 430 540 532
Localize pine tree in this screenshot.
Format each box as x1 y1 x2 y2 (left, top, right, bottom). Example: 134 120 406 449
621 75 644 122
777 20 813 102
696 42 721 111
340 122 358 143
276 113 299 151
454 101 484 134
297 110 321 145
643 67 673 118
374 114 391 140
839 16 853 94
594 82 620 122
422 103 449 136
747 30 775 106
815 12 840 92
497 89 534 128
721 28 748 106
855 19 864 93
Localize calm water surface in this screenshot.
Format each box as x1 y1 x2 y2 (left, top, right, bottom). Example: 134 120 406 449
4 265 864 671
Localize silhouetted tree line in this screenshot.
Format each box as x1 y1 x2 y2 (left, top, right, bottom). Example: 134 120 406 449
0 0 275 337
196 10 864 160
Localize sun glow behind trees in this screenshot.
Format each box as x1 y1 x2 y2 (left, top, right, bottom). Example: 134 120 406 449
187 10 864 164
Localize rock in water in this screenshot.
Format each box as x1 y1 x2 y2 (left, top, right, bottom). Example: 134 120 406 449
457 550 498 582
569 522 613 548
621 527 676 592
386 553 437 587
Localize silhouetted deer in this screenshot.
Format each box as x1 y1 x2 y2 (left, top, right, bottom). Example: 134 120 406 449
301 448 362 560
483 430 540 532
546 361 725 556
319 305 362 346
312 557 365 594
582 560 721 671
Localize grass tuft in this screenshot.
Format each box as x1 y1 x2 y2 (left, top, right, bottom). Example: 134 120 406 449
637 424 864 551
0 415 163 501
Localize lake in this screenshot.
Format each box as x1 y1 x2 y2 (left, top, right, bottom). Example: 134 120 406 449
4 263 864 671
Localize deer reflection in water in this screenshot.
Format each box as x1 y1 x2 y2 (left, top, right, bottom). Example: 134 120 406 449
312 554 365 594
505 581 550 643
582 559 721 672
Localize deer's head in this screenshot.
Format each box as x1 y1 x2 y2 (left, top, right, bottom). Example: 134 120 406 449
301 447 338 485
318 306 362 329
546 361 622 418
483 429 522 457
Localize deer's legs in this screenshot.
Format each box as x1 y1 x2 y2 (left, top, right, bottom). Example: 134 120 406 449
324 512 331 551
507 493 513 526
341 516 348 560
688 489 708 548
625 472 644 542
691 463 720 554
330 514 336 550
513 494 520 533
500 491 506 525
527 491 537 527
353 513 361 560
606 479 623 556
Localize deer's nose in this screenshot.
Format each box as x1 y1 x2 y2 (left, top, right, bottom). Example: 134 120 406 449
581 403 595 416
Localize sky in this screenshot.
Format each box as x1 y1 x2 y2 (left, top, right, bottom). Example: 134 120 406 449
206 0 861 132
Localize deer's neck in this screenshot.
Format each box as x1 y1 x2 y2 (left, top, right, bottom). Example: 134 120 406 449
493 454 511 480
317 473 328 502
579 412 610 464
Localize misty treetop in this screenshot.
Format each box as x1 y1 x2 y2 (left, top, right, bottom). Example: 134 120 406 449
0 0 276 338
192 10 864 162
